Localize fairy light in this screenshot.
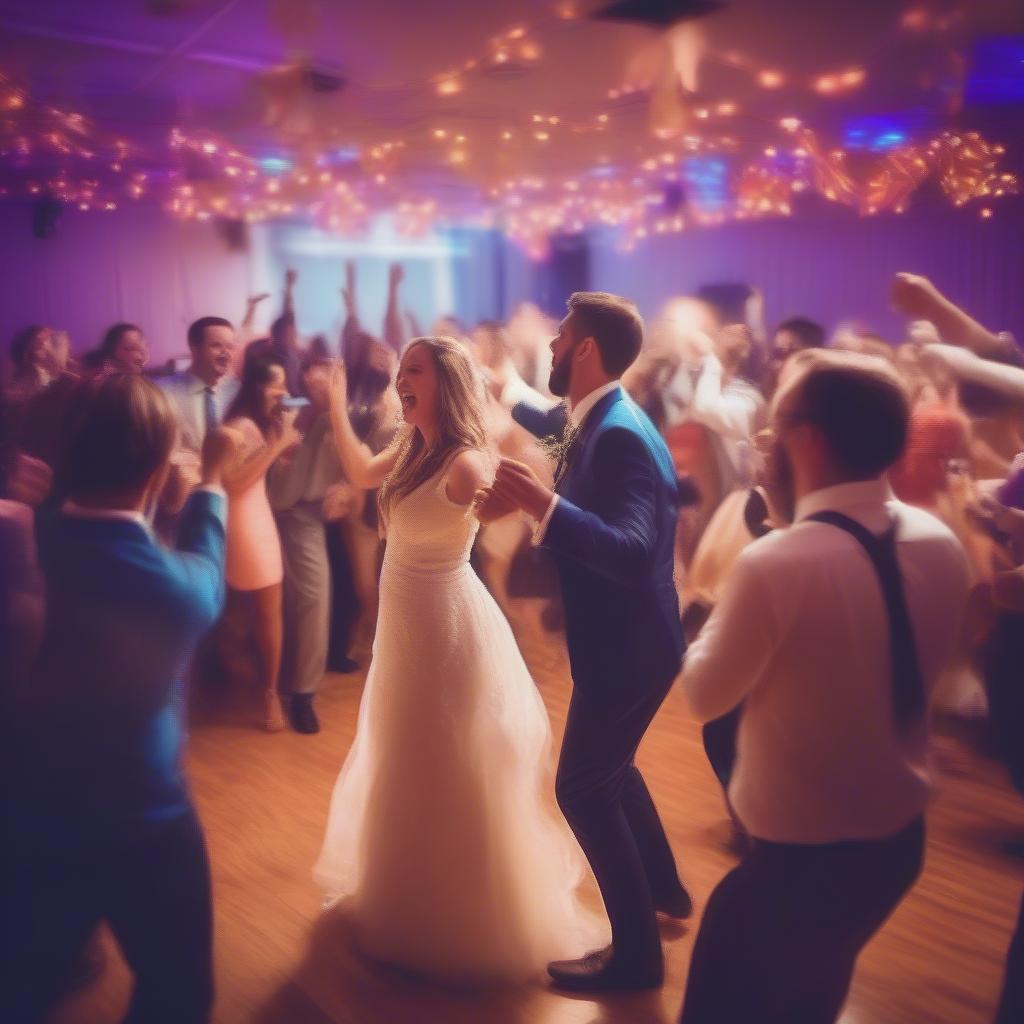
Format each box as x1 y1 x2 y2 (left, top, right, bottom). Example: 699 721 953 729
758 70 784 89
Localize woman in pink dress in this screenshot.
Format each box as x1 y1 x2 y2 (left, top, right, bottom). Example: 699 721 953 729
222 345 299 731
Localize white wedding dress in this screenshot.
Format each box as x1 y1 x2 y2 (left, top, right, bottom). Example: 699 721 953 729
314 456 598 983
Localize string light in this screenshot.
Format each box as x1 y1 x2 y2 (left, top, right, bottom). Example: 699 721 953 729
0 14 1017 252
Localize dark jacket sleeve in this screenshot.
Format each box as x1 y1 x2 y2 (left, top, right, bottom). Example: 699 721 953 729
171 488 228 626
511 400 567 442
542 426 657 586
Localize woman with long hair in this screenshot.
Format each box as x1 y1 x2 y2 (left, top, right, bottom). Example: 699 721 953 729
97 322 149 375
221 343 298 731
6 325 56 402
315 336 596 983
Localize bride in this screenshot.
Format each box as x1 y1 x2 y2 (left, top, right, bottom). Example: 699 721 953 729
314 336 597 983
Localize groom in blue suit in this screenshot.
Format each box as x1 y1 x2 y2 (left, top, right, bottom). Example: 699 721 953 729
483 291 690 991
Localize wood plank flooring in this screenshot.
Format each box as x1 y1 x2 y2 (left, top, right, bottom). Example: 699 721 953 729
49 598 1023 1024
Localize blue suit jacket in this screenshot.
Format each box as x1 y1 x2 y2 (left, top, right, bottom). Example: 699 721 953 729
23 489 227 833
541 387 684 694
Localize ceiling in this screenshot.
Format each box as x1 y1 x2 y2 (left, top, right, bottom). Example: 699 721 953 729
1 0 1022 243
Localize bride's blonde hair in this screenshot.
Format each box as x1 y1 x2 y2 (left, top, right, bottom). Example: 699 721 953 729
379 336 489 513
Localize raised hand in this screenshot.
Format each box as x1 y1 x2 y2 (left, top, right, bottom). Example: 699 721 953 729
389 262 405 289
342 260 356 311
891 272 939 319
246 292 271 308
285 268 298 288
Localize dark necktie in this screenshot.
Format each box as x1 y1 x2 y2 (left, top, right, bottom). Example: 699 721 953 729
807 511 925 733
203 386 217 438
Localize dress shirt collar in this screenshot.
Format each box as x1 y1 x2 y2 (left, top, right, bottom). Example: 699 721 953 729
568 380 622 429
795 477 894 527
62 500 153 537
187 369 220 395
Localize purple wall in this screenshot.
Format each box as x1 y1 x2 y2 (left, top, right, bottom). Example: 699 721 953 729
1 196 1021 371
0 201 270 366
589 198 1024 344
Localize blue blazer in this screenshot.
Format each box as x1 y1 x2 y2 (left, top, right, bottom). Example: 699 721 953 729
23 489 227 832
541 387 684 694
511 399 567 443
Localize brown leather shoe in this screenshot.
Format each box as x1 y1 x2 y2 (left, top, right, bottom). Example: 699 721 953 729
547 944 664 992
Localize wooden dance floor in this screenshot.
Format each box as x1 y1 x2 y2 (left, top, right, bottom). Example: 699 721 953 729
51 600 1022 1024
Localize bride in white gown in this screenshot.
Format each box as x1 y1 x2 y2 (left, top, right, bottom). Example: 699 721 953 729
315 336 598 983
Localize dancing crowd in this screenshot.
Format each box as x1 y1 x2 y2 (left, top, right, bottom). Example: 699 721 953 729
2 263 1023 1023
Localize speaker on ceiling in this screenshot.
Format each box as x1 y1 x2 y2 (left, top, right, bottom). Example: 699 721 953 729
216 216 250 252
32 198 62 239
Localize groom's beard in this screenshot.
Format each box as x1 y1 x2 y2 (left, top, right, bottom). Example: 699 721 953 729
548 347 573 398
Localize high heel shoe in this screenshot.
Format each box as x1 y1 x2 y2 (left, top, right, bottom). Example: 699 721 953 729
264 689 286 732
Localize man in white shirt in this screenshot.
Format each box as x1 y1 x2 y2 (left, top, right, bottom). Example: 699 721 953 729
158 318 240 510
159 318 240 457
677 350 969 1023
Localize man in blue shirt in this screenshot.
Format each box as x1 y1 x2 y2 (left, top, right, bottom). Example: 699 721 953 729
6 373 233 1024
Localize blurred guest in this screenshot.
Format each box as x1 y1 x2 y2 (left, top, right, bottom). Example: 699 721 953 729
677 351 969 1023
762 315 825 397
159 317 240 457
487 322 565 443
221 346 299 731
665 323 765 560
268 355 355 735
155 317 240 524
6 324 55 401
0 446 49 706
49 328 75 376
5 374 232 1024
98 322 149 375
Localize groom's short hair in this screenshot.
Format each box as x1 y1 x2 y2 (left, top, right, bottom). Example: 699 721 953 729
567 292 644 377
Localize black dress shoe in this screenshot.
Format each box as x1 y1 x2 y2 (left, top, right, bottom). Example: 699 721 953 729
655 883 694 920
547 944 663 992
333 656 360 674
288 694 320 734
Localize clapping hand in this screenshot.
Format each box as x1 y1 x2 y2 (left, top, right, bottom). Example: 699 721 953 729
328 362 349 405
276 408 301 453
201 427 239 489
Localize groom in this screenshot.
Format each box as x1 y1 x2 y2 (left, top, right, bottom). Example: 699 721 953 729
481 291 690 991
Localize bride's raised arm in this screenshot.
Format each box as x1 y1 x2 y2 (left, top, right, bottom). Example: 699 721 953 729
328 363 401 489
